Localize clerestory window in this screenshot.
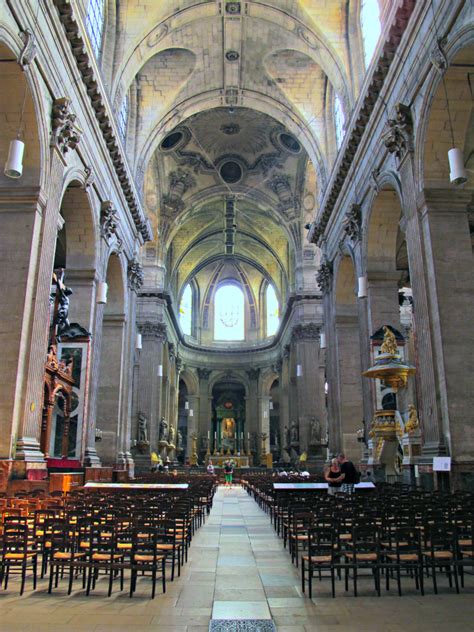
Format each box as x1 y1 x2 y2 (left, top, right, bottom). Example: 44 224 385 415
361 0 382 68
266 284 280 337
179 283 192 336
214 284 244 341
86 0 105 59
334 94 345 149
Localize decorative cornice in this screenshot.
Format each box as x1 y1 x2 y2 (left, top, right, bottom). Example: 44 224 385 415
308 0 416 246
316 261 333 295
138 321 167 342
128 259 144 292
291 322 321 341
52 0 152 241
382 102 413 161
51 97 82 154
246 368 260 380
197 368 212 380
430 36 448 73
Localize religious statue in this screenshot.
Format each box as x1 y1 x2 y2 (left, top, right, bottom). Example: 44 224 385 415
159 417 168 442
405 404 420 434
284 425 290 449
290 421 299 444
55 283 73 334
169 424 176 446
222 418 235 438
177 429 183 450
137 412 148 444
309 417 321 445
380 326 398 355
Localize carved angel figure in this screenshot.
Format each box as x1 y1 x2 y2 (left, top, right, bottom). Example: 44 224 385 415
405 404 420 434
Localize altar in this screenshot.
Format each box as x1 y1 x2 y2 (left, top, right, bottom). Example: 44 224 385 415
207 455 250 468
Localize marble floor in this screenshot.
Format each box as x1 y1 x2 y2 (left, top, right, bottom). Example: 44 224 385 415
0 486 473 632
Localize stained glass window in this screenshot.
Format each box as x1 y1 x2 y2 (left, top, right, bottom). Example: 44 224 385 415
334 94 345 149
86 0 105 59
361 0 381 68
179 283 192 336
214 284 244 341
266 284 279 337
118 93 129 144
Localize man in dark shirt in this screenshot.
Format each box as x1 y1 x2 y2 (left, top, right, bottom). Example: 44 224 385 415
337 453 357 494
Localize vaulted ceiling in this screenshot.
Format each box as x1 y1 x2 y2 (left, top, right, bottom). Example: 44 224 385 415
106 0 377 302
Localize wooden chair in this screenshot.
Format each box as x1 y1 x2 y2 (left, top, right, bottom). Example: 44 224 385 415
301 526 338 598
130 526 166 599
422 524 459 594
381 526 424 596
0 521 38 594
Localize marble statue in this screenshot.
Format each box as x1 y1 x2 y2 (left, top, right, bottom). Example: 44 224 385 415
284 425 290 449
169 424 176 445
309 417 321 445
290 421 299 443
380 326 398 355
177 429 183 449
159 417 168 442
137 412 148 443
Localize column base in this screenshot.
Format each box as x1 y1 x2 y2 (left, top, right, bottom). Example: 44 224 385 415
83 446 102 467
421 440 447 460
15 437 45 464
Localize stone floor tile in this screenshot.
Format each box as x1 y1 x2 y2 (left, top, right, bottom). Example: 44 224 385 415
212 600 272 620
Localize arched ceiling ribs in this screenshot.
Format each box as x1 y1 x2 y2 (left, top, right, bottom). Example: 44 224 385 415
170 228 289 287
179 253 280 298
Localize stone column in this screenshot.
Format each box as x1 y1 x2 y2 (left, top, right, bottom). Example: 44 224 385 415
96 314 126 465
0 187 47 463
186 393 199 460
383 112 445 458
279 348 290 454
367 272 402 333
197 368 212 447
291 323 324 453
334 311 364 462
135 321 167 453
418 188 474 463
259 394 271 459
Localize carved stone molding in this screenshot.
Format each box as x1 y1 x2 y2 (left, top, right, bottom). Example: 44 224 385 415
51 97 82 154
382 103 413 161
370 167 381 194
430 36 448 73
175 354 183 372
282 344 291 360
266 174 296 213
197 368 212 380
138 321 167 342
168 342 176 360
307 0 416 246
291 322 321 341
52 0 151 241
100 200 120 242
316 261 333 295
162 169 196 213
127 259 144 292
19 28 37 67
342 203 362 241
246 368 260 380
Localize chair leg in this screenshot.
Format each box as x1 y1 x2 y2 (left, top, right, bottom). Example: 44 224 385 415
162 558 166 594
301 558 305 594
33 557 37 590
48 564 54 593
68 565 74 595
20 562 26 596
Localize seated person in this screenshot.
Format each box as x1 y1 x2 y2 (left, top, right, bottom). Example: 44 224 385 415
207 463 215 475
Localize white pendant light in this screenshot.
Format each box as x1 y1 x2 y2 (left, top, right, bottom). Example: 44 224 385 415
4 139 25 179
157 364 163 377
358 276 368 298
184 401 189 410
448 148 467 185
135 332 142 350
189 409 194 417
296 364 303 377
320 332 327 349
96 281 108 304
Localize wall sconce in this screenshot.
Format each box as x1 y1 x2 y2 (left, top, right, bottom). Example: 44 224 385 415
157 364 163 377
320 332 327 349
135 332 142 350
358 276 368 298
269 400 274 410
184 401 189 410
296 364 303 377
189 409 194 417
4 139 25 179
96 281 108 304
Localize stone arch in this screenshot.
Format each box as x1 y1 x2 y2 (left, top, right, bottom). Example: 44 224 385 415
416 33 474 191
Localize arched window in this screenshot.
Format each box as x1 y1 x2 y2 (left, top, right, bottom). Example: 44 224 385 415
179 283 192 336
334 94 345 149
266 284 279 337
86 0 105 59
360 0 381 68
117 93 129 143
214 284 244 341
